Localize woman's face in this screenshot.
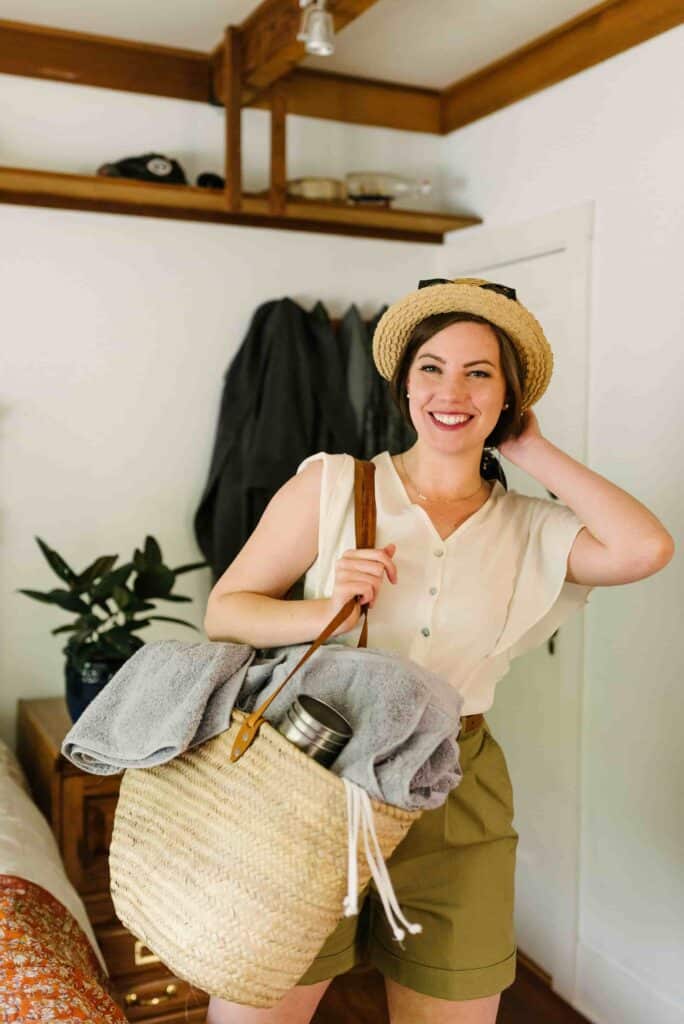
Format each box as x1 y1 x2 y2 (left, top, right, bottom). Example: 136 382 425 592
406 320 507 453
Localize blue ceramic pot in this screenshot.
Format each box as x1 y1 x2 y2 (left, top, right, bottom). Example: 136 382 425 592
65 657 125 723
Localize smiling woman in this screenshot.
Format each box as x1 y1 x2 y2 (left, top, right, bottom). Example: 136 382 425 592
393 312 525 444
204 276 673 1024
386 311 523 499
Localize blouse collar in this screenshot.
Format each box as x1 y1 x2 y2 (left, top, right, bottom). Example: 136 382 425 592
374 450 505 544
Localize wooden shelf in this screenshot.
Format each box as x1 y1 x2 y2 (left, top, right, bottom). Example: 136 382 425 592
0 165 481 243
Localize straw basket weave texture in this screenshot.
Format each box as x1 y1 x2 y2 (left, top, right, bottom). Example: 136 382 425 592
109 708 420 1007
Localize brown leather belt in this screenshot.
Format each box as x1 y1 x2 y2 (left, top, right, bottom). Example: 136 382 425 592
460 713 485 736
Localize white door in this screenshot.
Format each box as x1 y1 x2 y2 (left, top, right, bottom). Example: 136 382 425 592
437 205 593 1002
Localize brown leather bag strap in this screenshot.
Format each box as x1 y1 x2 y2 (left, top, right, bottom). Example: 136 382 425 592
354 457 377 650
230 458 377 762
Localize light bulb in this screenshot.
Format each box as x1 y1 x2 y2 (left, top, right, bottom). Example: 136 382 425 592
298 1 335 56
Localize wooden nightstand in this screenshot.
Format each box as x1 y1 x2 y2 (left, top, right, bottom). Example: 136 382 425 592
16 696 210 1022
16 696 388 1024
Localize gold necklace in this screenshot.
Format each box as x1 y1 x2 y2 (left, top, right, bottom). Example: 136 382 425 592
399 452 487 504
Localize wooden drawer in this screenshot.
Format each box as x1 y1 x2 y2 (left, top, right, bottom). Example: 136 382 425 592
84 888 117 926
61 774 120 893
112 971 209 1021
95 924 169 978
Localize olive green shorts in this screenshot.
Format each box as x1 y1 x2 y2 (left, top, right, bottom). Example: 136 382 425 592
297 718 519 1001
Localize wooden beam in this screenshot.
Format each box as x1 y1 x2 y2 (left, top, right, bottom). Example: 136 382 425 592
269 82 288 216
441 0 684 134
0 18 210 101
238 0 380 96
1 18 439 134
224 27 242 213
250 69 441 133
5 0 676 138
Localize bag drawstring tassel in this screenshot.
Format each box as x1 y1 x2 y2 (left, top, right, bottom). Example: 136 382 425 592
342 779 360 916
342 779 422 944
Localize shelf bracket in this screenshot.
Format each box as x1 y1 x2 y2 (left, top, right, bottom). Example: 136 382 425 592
269 80 287 216
223 25 243 212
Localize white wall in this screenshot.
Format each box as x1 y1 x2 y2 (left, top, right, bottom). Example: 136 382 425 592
440 25 684 1024
1 72 443 745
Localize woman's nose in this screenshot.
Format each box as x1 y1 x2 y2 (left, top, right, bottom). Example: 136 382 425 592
437 383 471 402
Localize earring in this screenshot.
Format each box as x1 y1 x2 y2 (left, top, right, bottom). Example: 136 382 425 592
406 392 410 398
503 402 509 409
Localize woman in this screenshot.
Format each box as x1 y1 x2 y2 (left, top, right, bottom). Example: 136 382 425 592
203 278 674 1024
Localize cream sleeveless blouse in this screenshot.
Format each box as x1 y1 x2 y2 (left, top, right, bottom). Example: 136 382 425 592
296 450 594 715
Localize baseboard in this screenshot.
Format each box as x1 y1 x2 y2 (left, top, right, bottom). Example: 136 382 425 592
573 940 684 1024
517 948 552 987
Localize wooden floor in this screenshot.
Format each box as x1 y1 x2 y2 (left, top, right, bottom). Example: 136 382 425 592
498 966 592 1024
312 962 593 1023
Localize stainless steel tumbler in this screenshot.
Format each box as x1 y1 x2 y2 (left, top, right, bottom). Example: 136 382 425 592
277 694 353 767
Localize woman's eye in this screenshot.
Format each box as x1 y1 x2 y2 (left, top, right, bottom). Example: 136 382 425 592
419 365 491 378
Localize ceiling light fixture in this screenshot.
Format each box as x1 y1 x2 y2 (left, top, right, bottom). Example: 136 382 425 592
297 0 335 56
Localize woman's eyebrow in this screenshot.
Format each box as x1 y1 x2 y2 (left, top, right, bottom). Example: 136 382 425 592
417 353 496 367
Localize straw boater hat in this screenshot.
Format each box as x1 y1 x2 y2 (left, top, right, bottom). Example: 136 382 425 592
372 277 554 411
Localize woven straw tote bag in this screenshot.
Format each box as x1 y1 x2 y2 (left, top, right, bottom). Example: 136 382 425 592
109 459 423 1007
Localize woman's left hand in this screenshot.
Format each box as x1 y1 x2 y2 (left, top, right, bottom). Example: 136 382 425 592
496 408 544 463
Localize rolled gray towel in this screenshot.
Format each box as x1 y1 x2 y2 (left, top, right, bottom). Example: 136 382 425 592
61 639 255 773
62 638 464 810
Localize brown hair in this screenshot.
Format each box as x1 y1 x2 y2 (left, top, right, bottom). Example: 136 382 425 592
389 311 526 450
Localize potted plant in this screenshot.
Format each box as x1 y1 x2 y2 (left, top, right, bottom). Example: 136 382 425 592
17 535 209 722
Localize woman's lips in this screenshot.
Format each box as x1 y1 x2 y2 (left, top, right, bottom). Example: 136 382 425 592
428 412 473 431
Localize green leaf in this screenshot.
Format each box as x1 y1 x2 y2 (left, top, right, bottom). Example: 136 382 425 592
173 561 210 575
51 624 81 635
17 588 54 605
76 555 119 591
113 585 132 610
144 536 163 565
127 620 152 632
99 629 136 656
35 537 78 586
81 612 107 629
91 564 134 600
71 626 98 644
152 593 192 603
146 616 199 630
17 588 90 614
133 565 175 599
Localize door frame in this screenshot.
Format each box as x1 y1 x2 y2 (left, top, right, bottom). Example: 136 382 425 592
437 203 594 1004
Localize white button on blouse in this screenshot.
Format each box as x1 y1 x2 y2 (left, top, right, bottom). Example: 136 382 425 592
296 450 594 716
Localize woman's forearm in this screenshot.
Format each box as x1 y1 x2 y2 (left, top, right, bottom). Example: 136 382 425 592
511 436 674 561
204 591 334 647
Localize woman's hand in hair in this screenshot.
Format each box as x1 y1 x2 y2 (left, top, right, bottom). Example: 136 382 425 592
325 543 398 636
497 407 544 463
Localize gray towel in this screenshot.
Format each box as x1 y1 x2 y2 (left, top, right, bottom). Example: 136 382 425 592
240 642 464 810
62 638 464 810
61 640 255 772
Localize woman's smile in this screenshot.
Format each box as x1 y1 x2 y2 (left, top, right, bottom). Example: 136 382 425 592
428 411 474 431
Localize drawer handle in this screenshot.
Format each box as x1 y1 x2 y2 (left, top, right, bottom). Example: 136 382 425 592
125 982 177 1007
133 939 161 966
